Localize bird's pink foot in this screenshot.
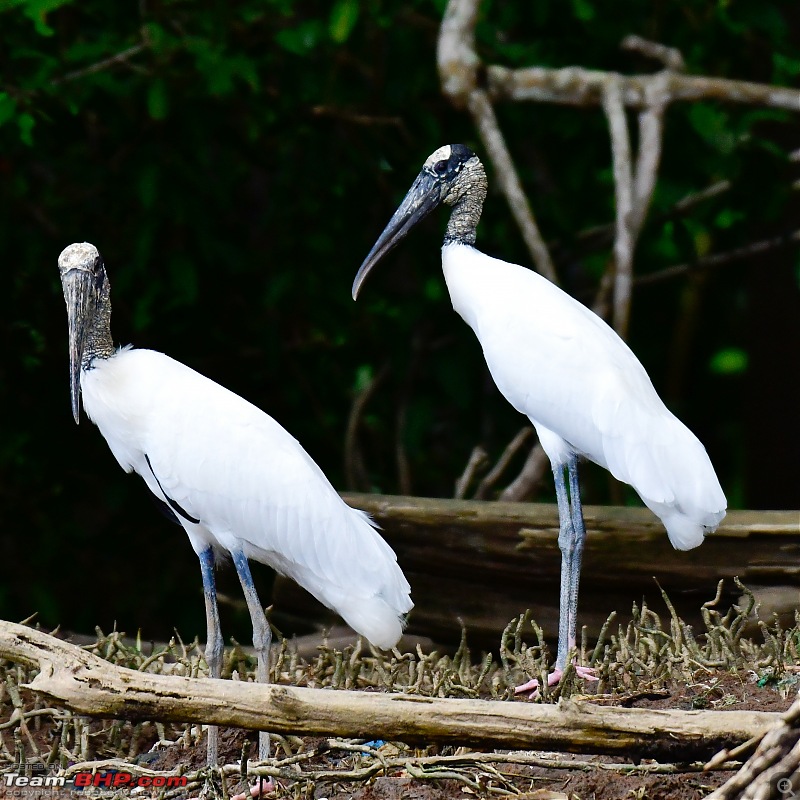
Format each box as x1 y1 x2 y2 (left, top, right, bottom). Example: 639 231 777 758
230 778 275 800
515 664 598 699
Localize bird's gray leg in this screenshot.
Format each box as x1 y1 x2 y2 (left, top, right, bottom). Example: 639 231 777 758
198 546 223 766
231 550 271 763
553 463 574 672
566 454 586 660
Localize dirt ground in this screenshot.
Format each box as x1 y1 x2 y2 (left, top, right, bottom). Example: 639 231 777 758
1 668 794 800
3 602 800 800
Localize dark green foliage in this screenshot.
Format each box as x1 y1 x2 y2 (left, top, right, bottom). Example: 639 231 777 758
0 0 797 641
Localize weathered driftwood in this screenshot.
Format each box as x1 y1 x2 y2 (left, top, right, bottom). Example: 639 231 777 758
0 621 781 760
272 495 800 649
706 695 800 799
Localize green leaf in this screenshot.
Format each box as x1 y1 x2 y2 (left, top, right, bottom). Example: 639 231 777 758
147 78 168 120
353 364 374 392
688 104 736 155
17 0 75 36
141 21 168 55
570 0 595 22
714 208 743 229
274 20 323 55
17 112 35 145
329 0 359 44
710 347 748 375
0 93 17 127
774 52 800 78
138 165 159 209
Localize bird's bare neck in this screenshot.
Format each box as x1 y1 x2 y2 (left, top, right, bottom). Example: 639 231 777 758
83 283 115 369
443 160 487 247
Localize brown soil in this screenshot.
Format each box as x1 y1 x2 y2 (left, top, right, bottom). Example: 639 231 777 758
4 673 789 800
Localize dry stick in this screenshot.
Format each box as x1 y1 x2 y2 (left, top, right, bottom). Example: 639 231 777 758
631 78 668 231
635 229 800 287
0 621 781 761
455 445 489 499
602 79 636 340
51 43 149 86
498 442 550 502
473 427 535 500
437 0 481 109
569 178 731 256
621 35 686 72
467 89 559 284
437 0 558 283
343 363 389 491
706 698 800 800
486 64 800 111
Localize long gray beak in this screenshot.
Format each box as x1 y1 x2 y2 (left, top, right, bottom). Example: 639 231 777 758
60 268 96 424
352 170 444 300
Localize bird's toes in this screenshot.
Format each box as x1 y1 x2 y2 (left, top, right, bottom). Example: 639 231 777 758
230 778 275 800
574 665 599 682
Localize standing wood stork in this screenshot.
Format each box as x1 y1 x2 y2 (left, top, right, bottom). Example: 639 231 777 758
351 144 726 692
58 242 413 763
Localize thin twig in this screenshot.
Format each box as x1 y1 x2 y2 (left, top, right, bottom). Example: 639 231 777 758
455 445 489 499
467 89 559 282
635 229 800 287
51 43 149 86
631 77 668 232
343 363 389 491
473 427 534 500
602 79 635 339
498 441 550 501
621 35 686 72
310 106 405 128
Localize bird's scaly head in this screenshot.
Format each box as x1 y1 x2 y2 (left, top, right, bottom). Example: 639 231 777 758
352 144 486 299
58 242 107 424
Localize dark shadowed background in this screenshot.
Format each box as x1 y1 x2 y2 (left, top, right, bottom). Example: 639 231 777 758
1 0 798 649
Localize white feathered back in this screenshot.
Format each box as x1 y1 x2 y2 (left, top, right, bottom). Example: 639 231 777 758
81 347 412 648
443 243 726 549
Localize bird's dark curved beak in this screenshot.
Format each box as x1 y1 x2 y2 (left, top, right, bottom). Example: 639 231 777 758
60 268 95 424
352 170 443 300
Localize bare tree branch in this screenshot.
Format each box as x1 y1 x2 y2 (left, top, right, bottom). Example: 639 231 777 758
602 80 636 338
498 442 550 502
437 0 481 104
635 229 800 287
568 179 730 255
454 445 489 499
51 43 149 86
0 620 780 761
487 65 800 111
631 76 668 230
473 426 534 500
707 697 800 800
438 0 558 283
621 35 686 72
344 364 389 491
467 90 559 283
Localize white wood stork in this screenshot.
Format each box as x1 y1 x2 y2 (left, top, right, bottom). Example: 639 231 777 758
351 144 726 692
58 242 412 763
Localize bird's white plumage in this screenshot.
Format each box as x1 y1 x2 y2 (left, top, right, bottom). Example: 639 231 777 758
442 242 726 550
80 347 412 648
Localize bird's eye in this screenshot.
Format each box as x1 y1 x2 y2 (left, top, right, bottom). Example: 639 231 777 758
433 159 449 175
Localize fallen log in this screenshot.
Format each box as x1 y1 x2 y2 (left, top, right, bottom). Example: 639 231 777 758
0 621 781 761
272 496 800 649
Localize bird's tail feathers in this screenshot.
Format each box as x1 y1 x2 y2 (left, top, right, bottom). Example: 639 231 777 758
337 595 409 650
654 505 724 551
604 415 726 551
